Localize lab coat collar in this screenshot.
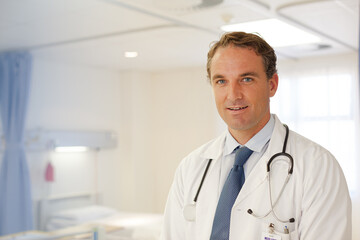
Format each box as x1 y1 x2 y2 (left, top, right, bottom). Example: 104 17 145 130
234 114 287 205
250 114 286 176
199 114 285 162
215 115 275 157
246 115 275 153
200 131 227 161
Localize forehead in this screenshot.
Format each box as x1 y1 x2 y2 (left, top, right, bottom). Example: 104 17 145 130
210 46 265 74
212 46 261 63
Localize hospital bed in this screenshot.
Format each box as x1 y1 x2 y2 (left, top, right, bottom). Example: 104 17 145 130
0 192 163 240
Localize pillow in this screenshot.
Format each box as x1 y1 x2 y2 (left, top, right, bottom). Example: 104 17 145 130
50 205 118 222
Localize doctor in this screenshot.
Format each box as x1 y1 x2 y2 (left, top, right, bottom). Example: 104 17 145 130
160 32 351 240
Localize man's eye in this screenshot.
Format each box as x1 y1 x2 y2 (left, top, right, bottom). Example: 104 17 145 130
216 79 226 84
243 77 253 82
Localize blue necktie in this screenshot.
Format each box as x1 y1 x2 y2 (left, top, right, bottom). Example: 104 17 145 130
210 146 253 240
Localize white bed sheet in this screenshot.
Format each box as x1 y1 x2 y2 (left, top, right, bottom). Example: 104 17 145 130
45 206 163 240
92 212 163 240
46 205 118 231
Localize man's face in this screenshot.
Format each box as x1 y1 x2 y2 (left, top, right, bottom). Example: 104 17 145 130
210 46 278 143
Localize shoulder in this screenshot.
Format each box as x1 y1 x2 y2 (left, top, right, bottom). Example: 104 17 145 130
177 132 226 171
287 130 347 188
288 130 336 163
272 115 337 165
272 115 342 176
286 132 351 238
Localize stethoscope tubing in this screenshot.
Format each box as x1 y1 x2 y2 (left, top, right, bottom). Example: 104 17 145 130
193 158 213 202
248 124 295 223
248 173 294 223
187 124 295 223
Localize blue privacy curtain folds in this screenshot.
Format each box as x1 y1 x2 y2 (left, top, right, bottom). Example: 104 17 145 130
0 52 33 235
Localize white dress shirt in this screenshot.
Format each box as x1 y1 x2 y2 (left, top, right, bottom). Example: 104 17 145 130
218 115 275 192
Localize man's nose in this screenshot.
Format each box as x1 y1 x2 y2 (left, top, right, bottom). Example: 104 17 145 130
227 82 243 100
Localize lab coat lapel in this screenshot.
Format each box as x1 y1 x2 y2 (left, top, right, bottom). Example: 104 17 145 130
234 116 286 206
196 133 225 240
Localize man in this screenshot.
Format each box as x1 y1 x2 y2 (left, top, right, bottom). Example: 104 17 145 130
161 32 351 240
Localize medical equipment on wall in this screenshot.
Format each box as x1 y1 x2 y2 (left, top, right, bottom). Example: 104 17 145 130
183 124 294 223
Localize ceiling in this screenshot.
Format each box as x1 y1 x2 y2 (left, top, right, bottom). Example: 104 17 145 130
0 0 358 71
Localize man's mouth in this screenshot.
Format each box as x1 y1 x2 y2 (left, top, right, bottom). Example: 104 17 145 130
228 106 248 110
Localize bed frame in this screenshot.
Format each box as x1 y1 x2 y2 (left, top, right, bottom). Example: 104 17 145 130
36 191 101 231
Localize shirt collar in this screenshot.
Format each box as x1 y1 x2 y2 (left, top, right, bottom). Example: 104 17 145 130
224 114 275 155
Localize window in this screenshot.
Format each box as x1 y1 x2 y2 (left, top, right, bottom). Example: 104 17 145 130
271 73 358 192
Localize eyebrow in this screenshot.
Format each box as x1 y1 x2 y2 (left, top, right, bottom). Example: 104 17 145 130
240 72 260 78
212 74 225 80
211 71 260 80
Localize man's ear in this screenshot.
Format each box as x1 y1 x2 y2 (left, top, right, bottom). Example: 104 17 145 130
269 73 279 97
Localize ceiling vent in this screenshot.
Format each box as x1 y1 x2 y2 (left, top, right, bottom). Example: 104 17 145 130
275 43 334 59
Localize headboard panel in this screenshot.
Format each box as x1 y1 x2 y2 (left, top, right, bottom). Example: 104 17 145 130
37 191 101 231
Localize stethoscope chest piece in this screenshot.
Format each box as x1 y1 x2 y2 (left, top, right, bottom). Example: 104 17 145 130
183 203 196 221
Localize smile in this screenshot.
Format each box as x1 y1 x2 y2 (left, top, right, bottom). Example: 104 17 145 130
228 106 248 110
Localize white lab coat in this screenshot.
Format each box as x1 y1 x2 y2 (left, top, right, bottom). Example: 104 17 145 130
161 115 351 240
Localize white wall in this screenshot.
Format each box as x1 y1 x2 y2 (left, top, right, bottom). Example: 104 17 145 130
26 60 218 218
27 58 125 210
111 68 219 212
149 68 219 211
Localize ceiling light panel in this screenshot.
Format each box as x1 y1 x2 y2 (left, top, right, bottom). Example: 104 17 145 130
221 18 321 48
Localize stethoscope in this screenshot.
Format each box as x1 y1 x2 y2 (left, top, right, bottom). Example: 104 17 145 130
183 124 294 223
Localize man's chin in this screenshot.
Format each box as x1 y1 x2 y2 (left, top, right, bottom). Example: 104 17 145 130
228 123 250 132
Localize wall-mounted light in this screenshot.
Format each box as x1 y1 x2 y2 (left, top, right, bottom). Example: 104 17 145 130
54 146 90 153
221 18 321 48
124 51 138 58
50 131 116 153
5 130 118 152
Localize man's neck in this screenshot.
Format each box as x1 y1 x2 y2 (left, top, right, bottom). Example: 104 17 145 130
229 114 271 145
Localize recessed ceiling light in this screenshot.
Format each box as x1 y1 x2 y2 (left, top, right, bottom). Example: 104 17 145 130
221 18 321 48
124 51 138 58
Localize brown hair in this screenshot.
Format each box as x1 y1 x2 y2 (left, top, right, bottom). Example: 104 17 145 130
207 32 277 80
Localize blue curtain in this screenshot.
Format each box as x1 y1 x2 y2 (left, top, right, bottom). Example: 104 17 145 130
0 52 33 235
